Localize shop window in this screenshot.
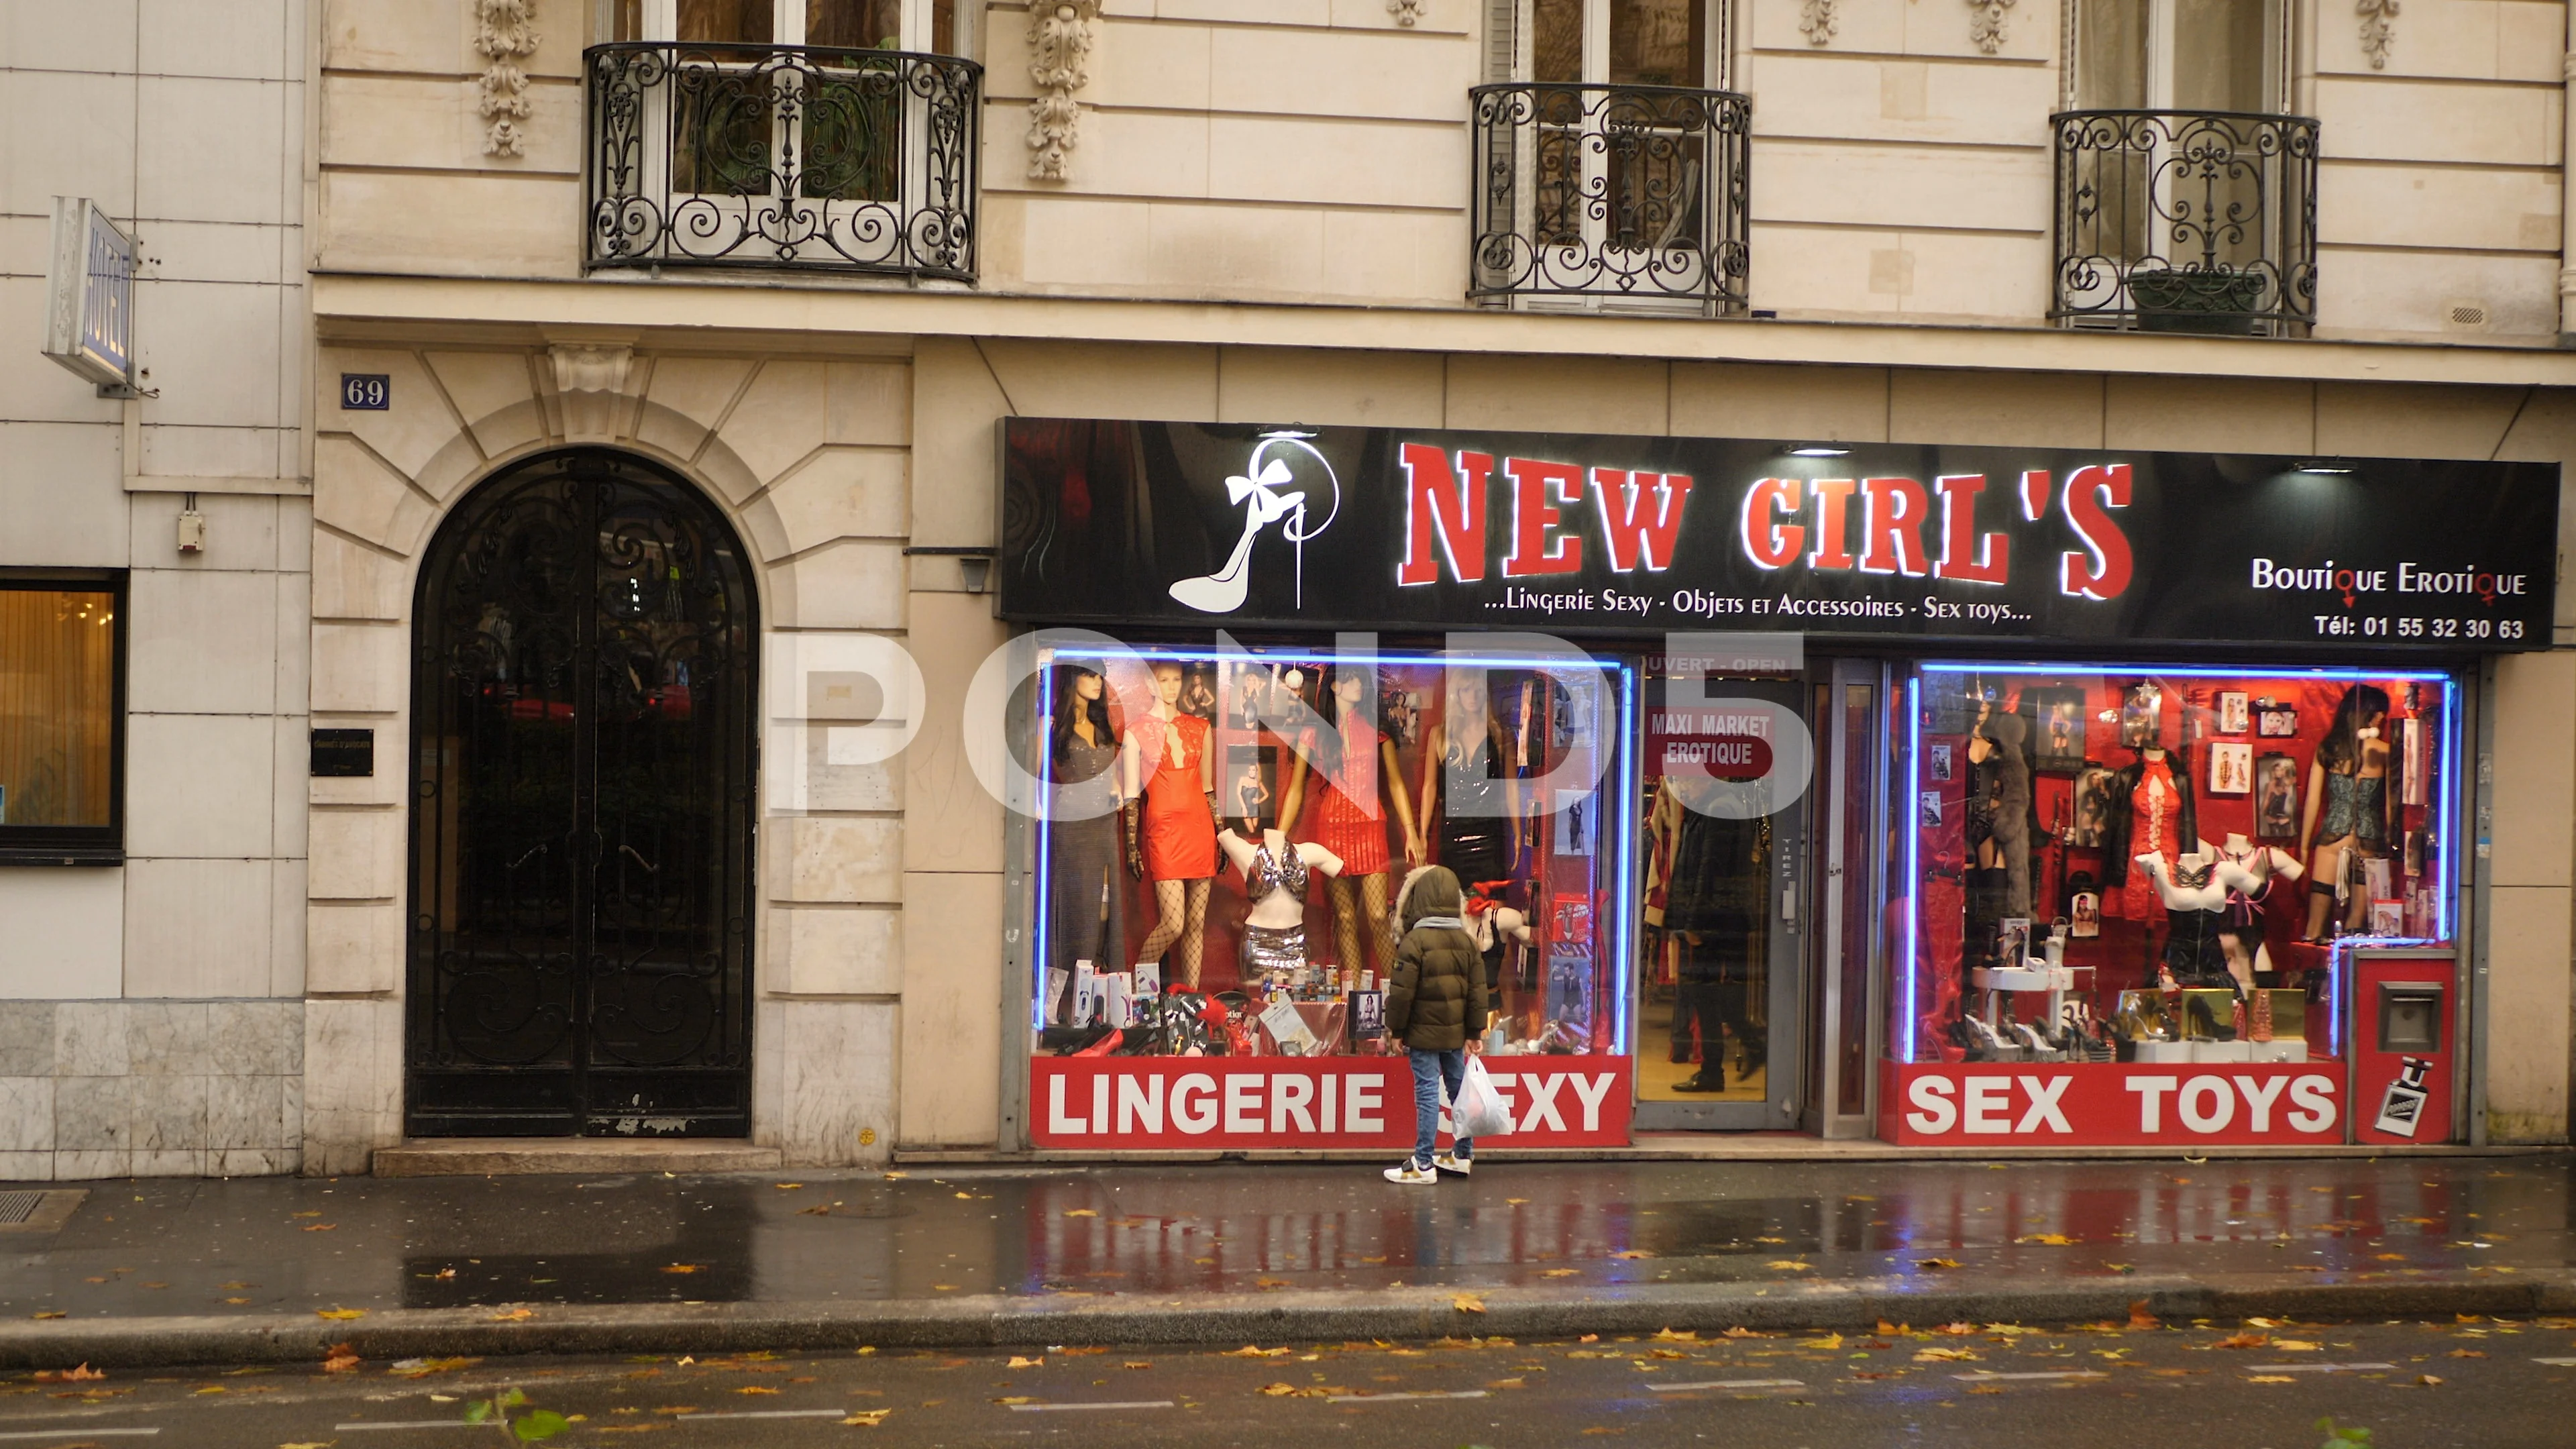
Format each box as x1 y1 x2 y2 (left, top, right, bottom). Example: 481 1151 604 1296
0 574 124 865
1890 665 2457 1071
1029 645 1633 1067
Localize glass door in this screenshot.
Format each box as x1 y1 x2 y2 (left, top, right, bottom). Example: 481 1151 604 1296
1633 672 1807 1130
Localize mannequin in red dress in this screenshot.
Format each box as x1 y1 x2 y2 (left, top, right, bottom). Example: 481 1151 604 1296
1126 662 1218 985
1280 665 1424 979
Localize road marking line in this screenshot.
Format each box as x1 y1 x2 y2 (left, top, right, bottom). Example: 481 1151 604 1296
331 1424 496 1432
0 1432 160 1441
2536 1358 2576 1367
1648 1379 1806 1392
1320 1391 1489 1403
1951 1371 2108 1382
1007 1401 1177 1412
663 1409 851 1420
2248 1363 2399 1374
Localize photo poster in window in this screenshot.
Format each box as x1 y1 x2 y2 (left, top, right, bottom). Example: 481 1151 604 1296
1994 916 2032 969
1919 790 1943 830
1179 665 1218 723
2069 765 2114 847
2218 691 2250 735
2120 681 2163 747
2028 687 2087 772
1554 788 1595 857
2369 898 2406 937
1928 742 1953 782
2402 716 2427 806
1224 743 1276 830
2255 700 2298 738
2208 741 2251 796
2254 752 2300 841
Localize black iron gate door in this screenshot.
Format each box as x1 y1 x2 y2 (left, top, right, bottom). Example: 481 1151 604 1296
407 449 758 1137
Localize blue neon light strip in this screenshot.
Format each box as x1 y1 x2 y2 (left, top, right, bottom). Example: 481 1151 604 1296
1918 661 2452 683
1902 675 1921 1065
1031 664 1056 1034
1613 661 1638 1057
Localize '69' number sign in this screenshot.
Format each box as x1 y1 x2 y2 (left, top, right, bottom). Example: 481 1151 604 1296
339 372 390 411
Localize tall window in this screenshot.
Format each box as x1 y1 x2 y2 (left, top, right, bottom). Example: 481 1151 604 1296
1501 0 1715 88
0 575 123 863
2070 0 2282 112
610 0 951 54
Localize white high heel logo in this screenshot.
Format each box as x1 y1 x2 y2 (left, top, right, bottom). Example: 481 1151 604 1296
1167 431 1340 614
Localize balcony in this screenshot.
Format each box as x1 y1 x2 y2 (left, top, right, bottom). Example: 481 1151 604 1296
584 42 980 282
2052 109 2318 337
1468 83 1752 318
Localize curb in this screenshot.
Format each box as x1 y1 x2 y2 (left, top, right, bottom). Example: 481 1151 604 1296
0 1271 2567 1370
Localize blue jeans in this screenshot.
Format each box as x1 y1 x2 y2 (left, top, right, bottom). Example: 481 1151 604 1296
1409 1048 1470 1169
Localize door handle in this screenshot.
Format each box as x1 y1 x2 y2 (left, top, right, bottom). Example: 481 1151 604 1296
620 844 659 873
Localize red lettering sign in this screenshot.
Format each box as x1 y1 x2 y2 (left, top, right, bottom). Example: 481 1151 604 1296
2058 463 2135 600
1031 1057 1632 1148
1501 458 1586 578
1933 473 2010 584
1397 443 1490 586
1591 469 1695 572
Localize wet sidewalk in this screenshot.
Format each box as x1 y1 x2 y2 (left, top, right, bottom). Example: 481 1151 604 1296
0 1151 2568 1365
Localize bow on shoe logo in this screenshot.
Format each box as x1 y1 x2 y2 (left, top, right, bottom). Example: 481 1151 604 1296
1169 431 1340 614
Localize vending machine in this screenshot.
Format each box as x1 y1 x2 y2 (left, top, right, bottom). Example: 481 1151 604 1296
2348 951 2457 1145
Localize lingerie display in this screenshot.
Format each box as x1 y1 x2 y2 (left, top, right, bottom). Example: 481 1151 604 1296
2313 769 2388 850
1965 714 2033 918
2100 753 2194 916
1047 735 1125 979
1134 711 1216 881
1436 729 1513 887
2153 855 2233 987
1303 720 1390 876
1239 837 1312 977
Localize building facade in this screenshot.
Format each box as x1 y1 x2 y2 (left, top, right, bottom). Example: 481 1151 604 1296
4 0 2573 1175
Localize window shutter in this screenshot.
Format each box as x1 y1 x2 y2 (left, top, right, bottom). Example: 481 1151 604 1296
1487 0 1525 83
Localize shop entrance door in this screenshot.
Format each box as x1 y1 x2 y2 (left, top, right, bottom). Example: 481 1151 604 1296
1632 675 1807 1131
404 449 759 1138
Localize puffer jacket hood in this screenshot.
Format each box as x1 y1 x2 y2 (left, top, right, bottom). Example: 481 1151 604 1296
1397 865 1464 930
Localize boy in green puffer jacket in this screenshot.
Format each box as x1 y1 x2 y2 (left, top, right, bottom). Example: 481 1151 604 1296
1383 865 1491 1185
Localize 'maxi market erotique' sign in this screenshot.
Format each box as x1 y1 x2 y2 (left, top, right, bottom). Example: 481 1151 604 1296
997 420 2557 649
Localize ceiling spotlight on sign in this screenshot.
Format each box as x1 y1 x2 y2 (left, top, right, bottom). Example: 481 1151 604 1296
40 197 137 396
1785 445 1849 458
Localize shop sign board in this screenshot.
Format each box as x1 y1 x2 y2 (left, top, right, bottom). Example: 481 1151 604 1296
998 420 2557 651
1879 1062 2343 1146
42 197 135 390
1032 1057 1633 1150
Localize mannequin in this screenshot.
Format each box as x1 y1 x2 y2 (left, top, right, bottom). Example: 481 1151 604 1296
2140 843 2233 991
1219 824 1343 979
1127 661 1219 987
2213 832 2302 982
1965 709 2033 918
2100 739 2194 918
1415 669 1524 890
1281 664 1424 979
1662 775 1768 1091
2300 684 2394 941
1047 665 1126 1017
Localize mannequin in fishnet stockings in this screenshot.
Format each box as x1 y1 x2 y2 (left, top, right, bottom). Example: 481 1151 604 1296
1137 877 1211 987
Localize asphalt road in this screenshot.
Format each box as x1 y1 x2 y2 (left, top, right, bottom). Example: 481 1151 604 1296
0 1318 2567 1448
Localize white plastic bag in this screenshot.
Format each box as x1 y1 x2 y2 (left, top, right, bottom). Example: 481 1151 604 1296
1451 1056 1515 1140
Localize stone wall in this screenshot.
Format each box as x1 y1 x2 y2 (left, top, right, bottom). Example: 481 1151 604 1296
0 1001 304 1179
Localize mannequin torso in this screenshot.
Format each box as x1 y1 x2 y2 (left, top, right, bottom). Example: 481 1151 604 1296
1221 828 1343 930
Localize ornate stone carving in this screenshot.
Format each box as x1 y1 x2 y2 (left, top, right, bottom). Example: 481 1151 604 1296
1969 0 2016 53
1027 0 1102 181
2357 0 2398 70
474 0 541 157
1389 0 1426 23
1801 0 1837 44
549 344 636 443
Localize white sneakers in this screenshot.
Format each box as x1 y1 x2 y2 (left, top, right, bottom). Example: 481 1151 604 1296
1384 1153 1472 1184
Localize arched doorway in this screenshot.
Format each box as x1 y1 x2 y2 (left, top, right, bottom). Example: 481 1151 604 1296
406 449 758 1137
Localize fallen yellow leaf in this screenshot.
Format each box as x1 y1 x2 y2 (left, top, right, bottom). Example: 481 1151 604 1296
735 1387 780 1395
841 1409 892 1426
1008 1356 1044 1368
488 1308 535 1322
1653 1329 1696 1342
1798 1334 1844 1350
1915 1348 1980 1362
315 1308 366 1321
994 1395 1036 1405
29 1311 62 1320
1258 1383 1299 1396
2418 1375 2444 1387
2018 1234 2074 1246
1225 1346 1291 1358
1064 1209 1097 1218
1768 1260 1812 1271
1454 1294 1488 1313
1542 1268 1578 1277
660 1265 700 1275
1610 1250 1653 1260
1917 1258 1963 1270
2274 1340 2323 1352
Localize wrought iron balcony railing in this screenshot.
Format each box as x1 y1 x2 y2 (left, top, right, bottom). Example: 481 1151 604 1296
1469 83 1752 317
584 42 979 281
2052 109 2318 337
